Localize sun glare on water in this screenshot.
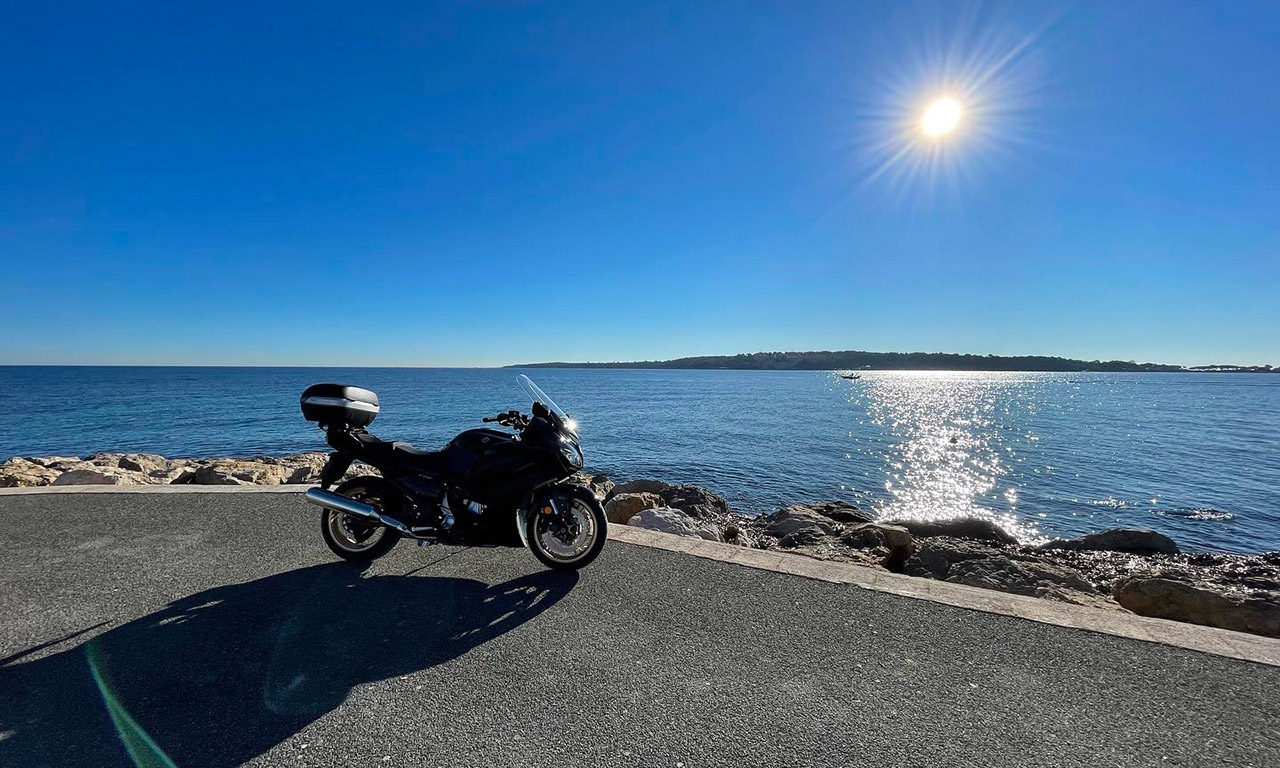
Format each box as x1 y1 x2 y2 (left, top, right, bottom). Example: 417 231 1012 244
921 97 961 136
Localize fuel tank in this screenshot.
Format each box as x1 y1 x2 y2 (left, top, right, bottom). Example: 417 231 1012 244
442 428 515 474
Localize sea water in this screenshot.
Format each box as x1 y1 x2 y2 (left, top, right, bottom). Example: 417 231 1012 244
2 367 1277 553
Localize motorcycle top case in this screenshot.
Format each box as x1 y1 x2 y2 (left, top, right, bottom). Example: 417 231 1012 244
300 384 380 427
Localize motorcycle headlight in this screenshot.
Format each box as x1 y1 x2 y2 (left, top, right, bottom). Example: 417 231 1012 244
559 439 583 469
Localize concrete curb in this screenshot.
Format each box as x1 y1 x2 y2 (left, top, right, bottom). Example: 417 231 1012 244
4 485 1277 666
0 484 309 495
610 525 1280 667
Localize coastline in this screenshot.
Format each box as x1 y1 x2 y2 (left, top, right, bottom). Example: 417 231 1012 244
505 349 1278 372
3 450 1277 639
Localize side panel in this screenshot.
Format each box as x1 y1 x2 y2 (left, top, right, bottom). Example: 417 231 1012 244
460 442 562 511
442 428 516 476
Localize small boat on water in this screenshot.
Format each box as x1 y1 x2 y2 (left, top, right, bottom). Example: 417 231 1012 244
841 373 861 380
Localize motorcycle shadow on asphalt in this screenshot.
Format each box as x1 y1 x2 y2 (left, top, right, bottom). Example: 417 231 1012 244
0 561 578 768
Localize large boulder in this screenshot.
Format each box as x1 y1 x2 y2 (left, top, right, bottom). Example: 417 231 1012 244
264 454 380 485
657 485 731 521
757 501 870 542
841 523 914 565
83 453 134 469
775 525 830 549
627 507 722 542
947 556 1099 601
603 492 663 525
276 453 330 484
24 456 81 469
883 516 1018 545
796 501 871 525
905 537 1004 579
609 479 671 498
757 504 855 539
116 453 171 473
904 537 1100 605
181 460 289 486
0 457 61 487
52 467 147 486
1039 528 1180 556
143 458 197 484
1113 573 1280 637
572 472 615 499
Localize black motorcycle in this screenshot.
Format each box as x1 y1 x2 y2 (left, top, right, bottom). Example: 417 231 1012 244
299 374 607 570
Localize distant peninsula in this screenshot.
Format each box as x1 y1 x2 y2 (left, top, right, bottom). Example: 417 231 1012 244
509 350 1277 373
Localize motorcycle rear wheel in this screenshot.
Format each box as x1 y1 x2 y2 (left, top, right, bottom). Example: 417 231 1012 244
319 477 402 562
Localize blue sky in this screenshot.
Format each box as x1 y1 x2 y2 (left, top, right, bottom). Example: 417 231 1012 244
2 1 1277 366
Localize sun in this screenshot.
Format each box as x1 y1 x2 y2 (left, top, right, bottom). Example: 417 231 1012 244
921 97 961 136
849 9 1053 198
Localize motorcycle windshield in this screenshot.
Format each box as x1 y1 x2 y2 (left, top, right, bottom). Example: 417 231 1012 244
517 374 572 425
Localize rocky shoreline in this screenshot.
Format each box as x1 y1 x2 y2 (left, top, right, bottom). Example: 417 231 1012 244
4 453 1278 638
0 452 365 488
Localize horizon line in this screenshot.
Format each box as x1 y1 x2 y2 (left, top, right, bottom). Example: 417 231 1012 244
0 347 1275 370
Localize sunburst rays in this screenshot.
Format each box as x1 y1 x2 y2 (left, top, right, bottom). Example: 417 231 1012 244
845 3 1065 205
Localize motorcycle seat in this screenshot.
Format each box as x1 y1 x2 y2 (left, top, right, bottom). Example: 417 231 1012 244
350 431 445 473
391 442 447 473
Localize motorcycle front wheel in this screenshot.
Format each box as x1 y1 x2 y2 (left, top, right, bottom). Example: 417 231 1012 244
526 490 607 571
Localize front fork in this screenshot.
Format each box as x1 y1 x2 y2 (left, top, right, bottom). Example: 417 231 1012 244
516 483 569 548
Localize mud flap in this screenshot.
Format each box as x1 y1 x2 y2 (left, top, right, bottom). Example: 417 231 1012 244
517 481 565 549
516 506 531 548
319 452 354 489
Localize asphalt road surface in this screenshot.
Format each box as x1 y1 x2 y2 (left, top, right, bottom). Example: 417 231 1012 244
1 492 1277 768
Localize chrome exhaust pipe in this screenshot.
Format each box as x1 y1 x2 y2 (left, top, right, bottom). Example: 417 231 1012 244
305 487 380 521
304 487 422 539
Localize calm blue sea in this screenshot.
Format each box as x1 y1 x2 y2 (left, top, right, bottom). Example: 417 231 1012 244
3 367 1278 553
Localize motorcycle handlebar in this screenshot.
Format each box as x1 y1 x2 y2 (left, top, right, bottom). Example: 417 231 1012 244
484 410 528 427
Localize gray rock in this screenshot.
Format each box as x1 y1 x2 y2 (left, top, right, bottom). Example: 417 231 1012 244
1039 528 1180 556
572 472 615 499
84 453 129 468
722 523 752 547
184 460 288 486
775 525 829 548
795 501 872 525
267 453 379 485
51 467 144 486
627 507 722 542
841 523 914 564
0 457 61 487
150 467 194 484
1113 573 1280 637
117 453 170 473
656 485 731 520
904 537 1002 579
884 516 1018 545
747 504 870 540
603 492 663 525
276 453 329 484
609 479 671 498
946 556 1099 600
24 456 81 469
757 506 845 539
904 537 1101 605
